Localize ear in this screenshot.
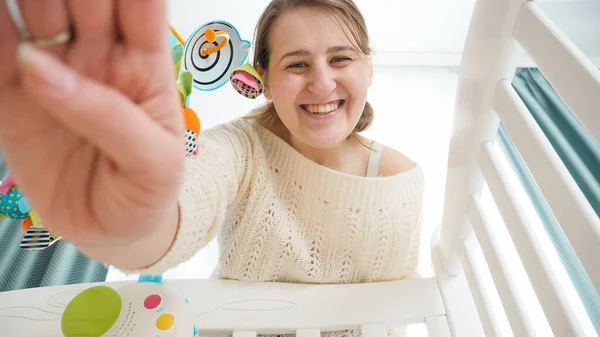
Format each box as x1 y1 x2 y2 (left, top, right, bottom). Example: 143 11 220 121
256 63 272 99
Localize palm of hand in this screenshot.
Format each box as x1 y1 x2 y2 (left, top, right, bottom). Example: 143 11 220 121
0 1 184 245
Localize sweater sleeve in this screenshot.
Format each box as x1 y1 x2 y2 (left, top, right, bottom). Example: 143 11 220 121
127 119 252 274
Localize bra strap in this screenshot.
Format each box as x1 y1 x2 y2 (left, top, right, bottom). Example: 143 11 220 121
366 141 384 177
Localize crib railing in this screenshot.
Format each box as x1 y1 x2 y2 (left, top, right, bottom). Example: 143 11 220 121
185 277 448 336
435 0 600 336
0 277 450 337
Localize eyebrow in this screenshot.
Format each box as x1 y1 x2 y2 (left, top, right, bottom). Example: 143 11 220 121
278 45 358 63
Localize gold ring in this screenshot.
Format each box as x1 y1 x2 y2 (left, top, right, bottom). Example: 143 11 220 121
5 0 72 46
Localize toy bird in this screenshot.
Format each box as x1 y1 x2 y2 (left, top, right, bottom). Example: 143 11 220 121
0 176 62 250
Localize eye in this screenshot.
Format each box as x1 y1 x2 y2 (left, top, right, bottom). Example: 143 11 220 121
286 62 307 69
332 56 351 62
331 56 352 65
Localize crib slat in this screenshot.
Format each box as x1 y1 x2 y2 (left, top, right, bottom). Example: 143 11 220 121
436 0 528 278
360 323 387 337
468 196 536 336
493 80 600 295
494 80 600 291
458 237 503 337
425 316 452 337
296 328 321 337
513 1 600 146
478 143 584 336
233 331 257 337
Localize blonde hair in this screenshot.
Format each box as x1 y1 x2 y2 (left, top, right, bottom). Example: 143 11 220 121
245 0 375 134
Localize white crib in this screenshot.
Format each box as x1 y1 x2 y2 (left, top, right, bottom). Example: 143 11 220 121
0 0 598 336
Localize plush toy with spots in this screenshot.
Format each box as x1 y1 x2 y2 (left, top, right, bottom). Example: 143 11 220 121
0 176 62 250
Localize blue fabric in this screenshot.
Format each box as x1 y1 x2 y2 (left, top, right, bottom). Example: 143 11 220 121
496 68 600 334
0 153 107 292
512 68 600 217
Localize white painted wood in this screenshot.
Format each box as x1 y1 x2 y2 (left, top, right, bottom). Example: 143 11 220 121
468 196 536 336
360 323 387 337
233 331 257 337
513 1 600 146
493 80 600 295
431 228 485 337
0 277 445 337
425 316 452 337
437 0 526 277
458 238 503 337
478 142 585 336
296 328 321 337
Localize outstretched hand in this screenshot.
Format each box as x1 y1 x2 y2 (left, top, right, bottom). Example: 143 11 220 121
0 0 184 254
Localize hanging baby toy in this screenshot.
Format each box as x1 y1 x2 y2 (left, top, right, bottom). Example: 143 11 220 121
180 20 252 92
0 175 62 250
169 20 265 157
170 25 201 157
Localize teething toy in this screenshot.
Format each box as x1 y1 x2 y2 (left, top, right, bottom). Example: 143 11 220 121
230 63 264 99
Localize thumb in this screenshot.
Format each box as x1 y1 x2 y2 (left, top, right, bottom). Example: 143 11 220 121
16 43 183 174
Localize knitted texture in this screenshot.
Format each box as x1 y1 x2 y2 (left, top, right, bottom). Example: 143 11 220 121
134 118 424 284
128 118 424 336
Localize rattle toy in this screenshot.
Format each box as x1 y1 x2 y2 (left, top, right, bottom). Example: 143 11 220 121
61 274 197 337
0 175 62 250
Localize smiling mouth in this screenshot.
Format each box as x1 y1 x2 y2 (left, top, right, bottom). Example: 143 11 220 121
300 100 344 115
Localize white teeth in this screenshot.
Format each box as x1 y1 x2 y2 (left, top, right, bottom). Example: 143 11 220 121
305 101 341 114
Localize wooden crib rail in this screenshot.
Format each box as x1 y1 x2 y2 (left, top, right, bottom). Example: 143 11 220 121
0 277 448 337
435 0 599 336
185 278 447 335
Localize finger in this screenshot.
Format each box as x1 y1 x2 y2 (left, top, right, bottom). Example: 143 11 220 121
19 0 70 41
68 0 116 81
0 1 20 85
69 0 116 42
17 44 183 175
118 0 168 52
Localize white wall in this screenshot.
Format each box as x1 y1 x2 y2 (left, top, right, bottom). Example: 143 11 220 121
106 65 459 281
167 0 599 68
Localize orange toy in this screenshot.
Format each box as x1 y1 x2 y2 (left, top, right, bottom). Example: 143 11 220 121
183 107 200 135
177 71 201 156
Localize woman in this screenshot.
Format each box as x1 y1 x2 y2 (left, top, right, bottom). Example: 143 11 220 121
0 0 423 288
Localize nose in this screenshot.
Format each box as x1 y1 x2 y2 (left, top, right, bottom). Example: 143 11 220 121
307 62 337 98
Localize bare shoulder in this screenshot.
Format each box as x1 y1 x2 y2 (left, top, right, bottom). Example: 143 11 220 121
378 144 417 177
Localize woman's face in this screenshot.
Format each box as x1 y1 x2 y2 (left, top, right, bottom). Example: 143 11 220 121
261 7 373 149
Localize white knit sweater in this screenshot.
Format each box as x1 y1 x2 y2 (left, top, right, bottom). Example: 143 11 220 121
138 117 425 285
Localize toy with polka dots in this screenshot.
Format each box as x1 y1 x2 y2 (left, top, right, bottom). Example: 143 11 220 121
0 175 62 250
61 274 198 337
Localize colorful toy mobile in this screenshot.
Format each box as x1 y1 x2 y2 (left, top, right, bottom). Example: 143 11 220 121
0 175 62 250
169 20 266 156
173 20 265 98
